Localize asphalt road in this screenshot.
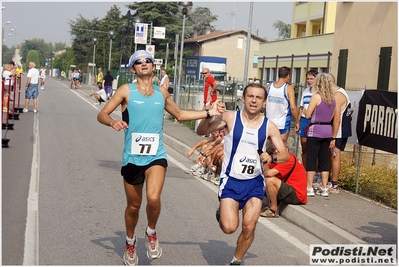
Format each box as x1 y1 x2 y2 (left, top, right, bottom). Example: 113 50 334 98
2 78 325 265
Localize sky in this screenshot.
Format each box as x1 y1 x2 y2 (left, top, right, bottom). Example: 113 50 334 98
1 1 293 48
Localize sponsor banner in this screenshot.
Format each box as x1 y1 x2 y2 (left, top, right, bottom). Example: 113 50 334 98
135 23 148 44
146 45 155 56
347 90 364 144
153 27 166 39
356 90 397 154
310 244 396 265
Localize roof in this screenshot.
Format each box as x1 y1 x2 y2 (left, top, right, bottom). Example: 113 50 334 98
184 30 268 44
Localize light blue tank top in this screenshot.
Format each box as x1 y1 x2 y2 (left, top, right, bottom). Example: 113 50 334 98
122 83 167 166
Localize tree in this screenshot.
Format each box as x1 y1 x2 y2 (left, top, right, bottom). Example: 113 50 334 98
273 20 291 40
2 45 15 64
19 39 53 66
185 7 217 37
26 50 40 69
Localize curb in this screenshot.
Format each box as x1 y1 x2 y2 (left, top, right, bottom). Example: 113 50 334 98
279 204 366 244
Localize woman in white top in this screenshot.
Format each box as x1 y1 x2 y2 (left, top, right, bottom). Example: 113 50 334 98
39 66 46 89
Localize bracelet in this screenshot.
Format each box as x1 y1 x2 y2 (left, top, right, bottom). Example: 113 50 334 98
205 109 211 119
200 152 207 157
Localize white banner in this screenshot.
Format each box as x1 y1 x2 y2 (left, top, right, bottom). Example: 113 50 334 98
146 45 155 56
153 27 166 39
135 23 148 44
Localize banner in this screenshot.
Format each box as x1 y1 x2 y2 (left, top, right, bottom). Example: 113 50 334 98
347 90 364 145
135 23 148 44
153 27 166 39
356 90 397 154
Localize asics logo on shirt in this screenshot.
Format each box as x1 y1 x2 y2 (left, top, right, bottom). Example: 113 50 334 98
134 100 145 104
135 136 156 142
239 156 257 164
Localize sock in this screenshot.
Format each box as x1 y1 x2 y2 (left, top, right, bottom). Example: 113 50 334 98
331 181 338 187
231 257 241 264
126 235 136 245
146 226 156 236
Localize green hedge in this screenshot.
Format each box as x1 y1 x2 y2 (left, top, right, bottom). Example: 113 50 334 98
339 159 397 209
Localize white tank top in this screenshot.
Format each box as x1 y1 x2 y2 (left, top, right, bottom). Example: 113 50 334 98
220 111 268 180
265 83 290 129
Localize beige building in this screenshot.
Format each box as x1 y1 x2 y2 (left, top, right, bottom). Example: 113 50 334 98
184 30 267 82
258 2 337 85
257 2 397 92
331 2 397 91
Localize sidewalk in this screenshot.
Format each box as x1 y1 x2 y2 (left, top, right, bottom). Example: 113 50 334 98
162 118 397 245
74 80 397 245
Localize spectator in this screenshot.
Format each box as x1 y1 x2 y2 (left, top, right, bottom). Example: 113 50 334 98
2 64 15 111
159 69 170 91
265 66 300 141
260 139 307 218
60 70 66 81
89 84 107 105
23 62 40 113
328 73 352 194
15 64 24 81
102 70 114 100
297 69 318 168
304 73 337 197
97 67 103 87
39 66 46 90
201 67 219 108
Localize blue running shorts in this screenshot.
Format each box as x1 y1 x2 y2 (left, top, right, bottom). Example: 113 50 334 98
218 175 265 210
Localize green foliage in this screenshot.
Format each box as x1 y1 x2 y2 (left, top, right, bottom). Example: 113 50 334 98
166 115 195 130
185 7 217 37
272 20 291 40
2 45 15 64
19 39 53 66
339 159 397 209
26 50 41 69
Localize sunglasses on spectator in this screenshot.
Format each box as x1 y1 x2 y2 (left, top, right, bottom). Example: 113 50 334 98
134 58 153 65
202 72 208 74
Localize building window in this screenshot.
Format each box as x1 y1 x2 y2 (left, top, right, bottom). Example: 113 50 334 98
237 37 244 49
377 46 392 91
253 54 258 69
337 49 348 88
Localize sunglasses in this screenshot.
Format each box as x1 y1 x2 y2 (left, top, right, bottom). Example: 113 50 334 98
134 58 153 65
202 72 208 74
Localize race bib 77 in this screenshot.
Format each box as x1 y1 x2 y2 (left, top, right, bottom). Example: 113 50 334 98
131 133 159 155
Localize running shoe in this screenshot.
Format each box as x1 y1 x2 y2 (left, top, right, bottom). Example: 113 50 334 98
307 188 315 197
230 260 242 265
145 232 162 259
316 187 329 197
328 184 340 194
123 241 138 265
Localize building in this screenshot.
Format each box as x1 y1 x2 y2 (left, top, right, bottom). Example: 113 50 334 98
257 2 337 86
184 30 267 83
331 2 397 92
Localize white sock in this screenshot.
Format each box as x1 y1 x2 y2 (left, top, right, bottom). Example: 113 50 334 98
231 256 241 263
126 235 136 245
146 226 156 236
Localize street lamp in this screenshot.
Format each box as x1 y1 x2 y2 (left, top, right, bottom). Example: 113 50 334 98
107 30 115 71
120 25 128 70
92 37 98 86
176 2 193 106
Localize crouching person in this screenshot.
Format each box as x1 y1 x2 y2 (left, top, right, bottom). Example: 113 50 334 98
260 139 307 217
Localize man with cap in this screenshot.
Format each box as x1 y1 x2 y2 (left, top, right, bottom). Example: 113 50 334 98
97 50 225 265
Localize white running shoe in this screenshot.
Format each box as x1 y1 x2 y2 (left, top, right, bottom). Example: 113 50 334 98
123 241 138 265
307 188 315 197
145 232 162 259
316 187 329 197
